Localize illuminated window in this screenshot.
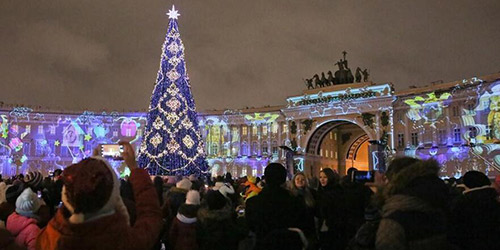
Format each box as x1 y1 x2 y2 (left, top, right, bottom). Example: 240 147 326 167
468 127 477 139
38 125 44 134
252 168 257 177
252 126 258 136
438 130 446 144
25 125 31 134
50 126 56 135
320 149 323 157
35 140 44 156
330 150 334 159
241 167 247 177
241 142 248 155
453 128 461 143
330 132 333 140
242 126 248 136
325 150 329 158
452 106 460 117
113 130 118 137
486 125 493 140
252 142 258 155
262 142 268 155
272 123 278 134
263 125 268 136
335 151 338 159
212 143 218 155
272 141 278 155
23 142 31 155
411 132 419 146
283 124 288 133
397 133 405 148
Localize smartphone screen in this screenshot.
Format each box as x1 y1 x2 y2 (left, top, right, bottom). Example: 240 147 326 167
353 170 375 183
101 144 123 159
37 191 42 198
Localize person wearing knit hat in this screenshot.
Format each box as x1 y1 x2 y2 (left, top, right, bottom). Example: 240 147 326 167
6 188 41 250
169 190 201 250
24 172 42 191
245 163 307 249
449 170 500 250
36 141 163 249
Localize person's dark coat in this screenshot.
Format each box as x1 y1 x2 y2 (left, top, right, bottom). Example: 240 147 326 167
376 161 451 250
197 204 245 250
169 204 200 250
245 186 307 249
316 183 346 250
341 180 373 242
448 186 500 250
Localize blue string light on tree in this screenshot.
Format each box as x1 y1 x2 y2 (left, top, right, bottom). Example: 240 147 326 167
138 5 208 176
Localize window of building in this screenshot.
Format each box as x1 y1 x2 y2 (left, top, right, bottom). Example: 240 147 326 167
411 132 419 147
113 130 118 137
335 151 338 159
330 150 334 159
252 168 257 177
23 142 30 155
397 133 405 148
438 129 446 144
35 140 44 156
242 126 248 136
468 127 477 138
320 149 323 157
262 143 268 155
467 103 475 115
486 125 493 140
38 125 44 134
272 141 278 155
212 143 218 155
241 143 248 156
241 167 247 177
330 132 333 140
453 128 461 143
252 126 258 136
272 123 278 134
50 125 56 135
262 126 268 136
252 142 258 155
452 105 460 117
283 124 288 134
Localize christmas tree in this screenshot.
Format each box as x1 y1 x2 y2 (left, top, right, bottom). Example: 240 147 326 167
138 5 208 176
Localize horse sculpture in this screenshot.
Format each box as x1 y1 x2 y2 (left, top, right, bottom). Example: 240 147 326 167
355 67 362 83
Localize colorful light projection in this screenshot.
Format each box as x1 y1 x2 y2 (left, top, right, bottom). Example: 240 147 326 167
0 109 146 177
404 92 452 127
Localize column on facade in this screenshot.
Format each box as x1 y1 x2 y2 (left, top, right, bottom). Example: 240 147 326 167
375 113 381 140
267 123 272 155
258 124 263 156
444 106 451 145
403 111 410 148
238 125 242 157
207 125 212 155
247 124 251 156
218 125 223 157
228 125 232 157
277 121 283 158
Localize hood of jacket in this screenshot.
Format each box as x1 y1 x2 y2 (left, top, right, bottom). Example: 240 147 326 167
6 213 38 236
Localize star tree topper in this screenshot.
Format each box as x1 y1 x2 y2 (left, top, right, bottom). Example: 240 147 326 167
167 5 180 20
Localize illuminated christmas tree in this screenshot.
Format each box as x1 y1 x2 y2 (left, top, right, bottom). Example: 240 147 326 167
138 5 208 176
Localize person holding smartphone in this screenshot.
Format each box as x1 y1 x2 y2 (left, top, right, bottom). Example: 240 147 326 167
36 141 162 249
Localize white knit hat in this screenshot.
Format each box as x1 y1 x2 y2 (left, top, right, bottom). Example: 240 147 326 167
176 178 192 191
15 188 41 219
185 190 200 205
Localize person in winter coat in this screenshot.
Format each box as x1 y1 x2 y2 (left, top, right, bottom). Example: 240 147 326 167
198 189 246 250
246 163 307 249
316 168 344 250
36 141 162 250
375 159 451 250
289 172 317 248
6 188 42 250
448 171 500 250
0 182 24 224
0 228 25 250
169 190 201 250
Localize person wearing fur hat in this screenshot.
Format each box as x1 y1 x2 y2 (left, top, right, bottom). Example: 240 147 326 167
375 159 451 250
197 189 247 250
246 163 307 249
6 188 42 250
448 171 500 250
36 141 162 250
168 190 201 250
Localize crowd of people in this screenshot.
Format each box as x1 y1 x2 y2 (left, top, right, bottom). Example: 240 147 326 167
0 142 500 250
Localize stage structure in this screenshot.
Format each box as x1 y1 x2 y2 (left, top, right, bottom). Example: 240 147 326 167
137 5 208 175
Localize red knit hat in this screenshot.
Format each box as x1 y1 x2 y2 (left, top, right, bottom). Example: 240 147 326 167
62 157 129 224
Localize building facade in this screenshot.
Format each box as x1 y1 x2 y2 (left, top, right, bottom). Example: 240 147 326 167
1 73 499 178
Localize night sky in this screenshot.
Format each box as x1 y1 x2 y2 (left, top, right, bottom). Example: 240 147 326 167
1 0 499 112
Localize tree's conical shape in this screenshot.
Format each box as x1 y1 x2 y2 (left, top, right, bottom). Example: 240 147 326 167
138 6 208 176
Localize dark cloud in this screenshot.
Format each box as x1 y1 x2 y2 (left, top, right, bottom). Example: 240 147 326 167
1 0 499 112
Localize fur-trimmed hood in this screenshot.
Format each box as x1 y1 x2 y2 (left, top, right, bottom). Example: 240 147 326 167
197 204 232 223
